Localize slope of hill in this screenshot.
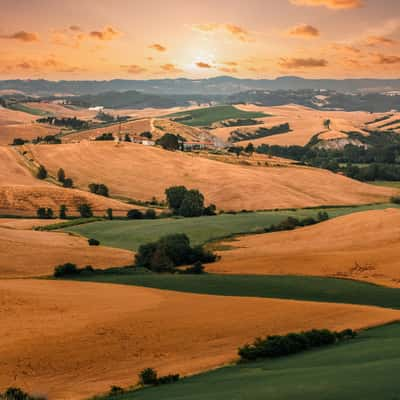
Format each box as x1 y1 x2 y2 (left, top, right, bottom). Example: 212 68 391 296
0 227 133 278
0 279 398 399
0 146 132 215
209 208 400 287
26 141 395 211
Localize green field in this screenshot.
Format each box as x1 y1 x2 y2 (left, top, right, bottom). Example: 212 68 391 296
8 102 51 116
96 323 400 400
64 203 399 252
166 105 266 126
70 272 400 310
371 181 400 189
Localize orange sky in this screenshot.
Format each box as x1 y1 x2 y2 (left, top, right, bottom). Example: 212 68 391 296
0 0 399 80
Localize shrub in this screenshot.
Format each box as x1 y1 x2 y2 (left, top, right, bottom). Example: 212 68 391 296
0 387 45 400
59 204 67 219
157 374 180 385
127 209 143 219
63 178 73 188
391 196 400 204
88 183 109 197
12 138 28 146
238 328 356 361
88 238 100 246
108 386 124 396
144 208 156 219
135 234 216 273
36 165 47 180
139 368 158 386
77 203 93 218
317 211 329 221
54 263 78 277
57 168 65 183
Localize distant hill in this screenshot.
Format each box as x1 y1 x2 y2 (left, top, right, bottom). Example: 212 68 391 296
1 76 400 96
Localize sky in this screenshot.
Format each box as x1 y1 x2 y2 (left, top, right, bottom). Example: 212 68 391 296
0 0 399 80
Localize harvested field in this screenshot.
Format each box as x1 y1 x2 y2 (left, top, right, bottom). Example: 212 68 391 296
0 218 62 230
211 104 374 146
210 208 400 287
0 146 132 215
0 228 133 277
62 118 151 143
26 141 395 211
0 279 398 399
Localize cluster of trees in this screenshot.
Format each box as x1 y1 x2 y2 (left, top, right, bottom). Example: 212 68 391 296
11 138 29 146
165 186 216 217
230 123 290 142
139 368 180 386
95 133 114 141
345 163 400 181
57 168 73 188
37 204 93 219
238 328 357 361
0 387 45 400
127 208 156 219
156 133 180 151
134 233 216 273
37 116 89 130
95 111 129 123
36 207 53 219
53 262 94 278
32 135 62 144
36 165 47 180
88 183 109 197
264 213 329 233
227 143 256 156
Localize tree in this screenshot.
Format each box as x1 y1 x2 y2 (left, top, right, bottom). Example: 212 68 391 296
37 207 47 219
77 203 93 218
324 119 331 130
165 186 188 213
124 133 131 142
127 209 143 219
88 183 109 197
63 178 73 188
106 208 113 220
178 189 205 217
156 133 179 151
139 368 158 386
144 208 156 219
12 138 27 146
88 238 100 246
46 208 54 219
57 168 65 183
245 143 255 154
36 165 47 180
59 204 67 219
140 131 152 139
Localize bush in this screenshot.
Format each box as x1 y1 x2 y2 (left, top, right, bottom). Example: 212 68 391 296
134 234 216 273
88 238 100 246
139 368 158 386
238 328 357 361
391 196 400 204
317 211 329 221
108 386 124 396
54 263 78 278
88 183 109 197
77 203 93 218
0 387 45 400
63 178 73 188
157 374 180 385
127 209 143 219
144 208 156 219
36 165 47 180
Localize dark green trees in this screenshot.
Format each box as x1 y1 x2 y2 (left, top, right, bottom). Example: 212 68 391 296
36 165 47 180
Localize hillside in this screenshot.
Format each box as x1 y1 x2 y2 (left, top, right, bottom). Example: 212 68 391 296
26 141 395 211
0 227 133 278
0 279 398 399
210 208 400 287
0 146 132 215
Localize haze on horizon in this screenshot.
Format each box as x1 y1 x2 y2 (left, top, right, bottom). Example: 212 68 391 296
0 0 399 81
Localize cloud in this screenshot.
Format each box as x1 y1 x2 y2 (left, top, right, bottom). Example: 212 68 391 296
149 43 167 52
192 23 252 42
160 63 182 73
288 24 320 38
279 57 328 68
13 57 84 73
364 36 398 47
121 64 146 74
330 43 361 54
219 67 238 73
222 61 238 66
289 0 363 9
69 25 82 32
196 61 213 68
0 31 39 42
375 54 400 64
89 26 121 40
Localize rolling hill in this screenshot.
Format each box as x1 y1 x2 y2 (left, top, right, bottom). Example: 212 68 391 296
25 141 395 211
209 208 400 287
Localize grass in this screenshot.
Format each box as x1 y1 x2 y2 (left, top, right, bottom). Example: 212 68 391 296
8 102 51 116
166 105 266 127
95 322 400 400
69 272 400 310
63 203 399 252
371 181 400 189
